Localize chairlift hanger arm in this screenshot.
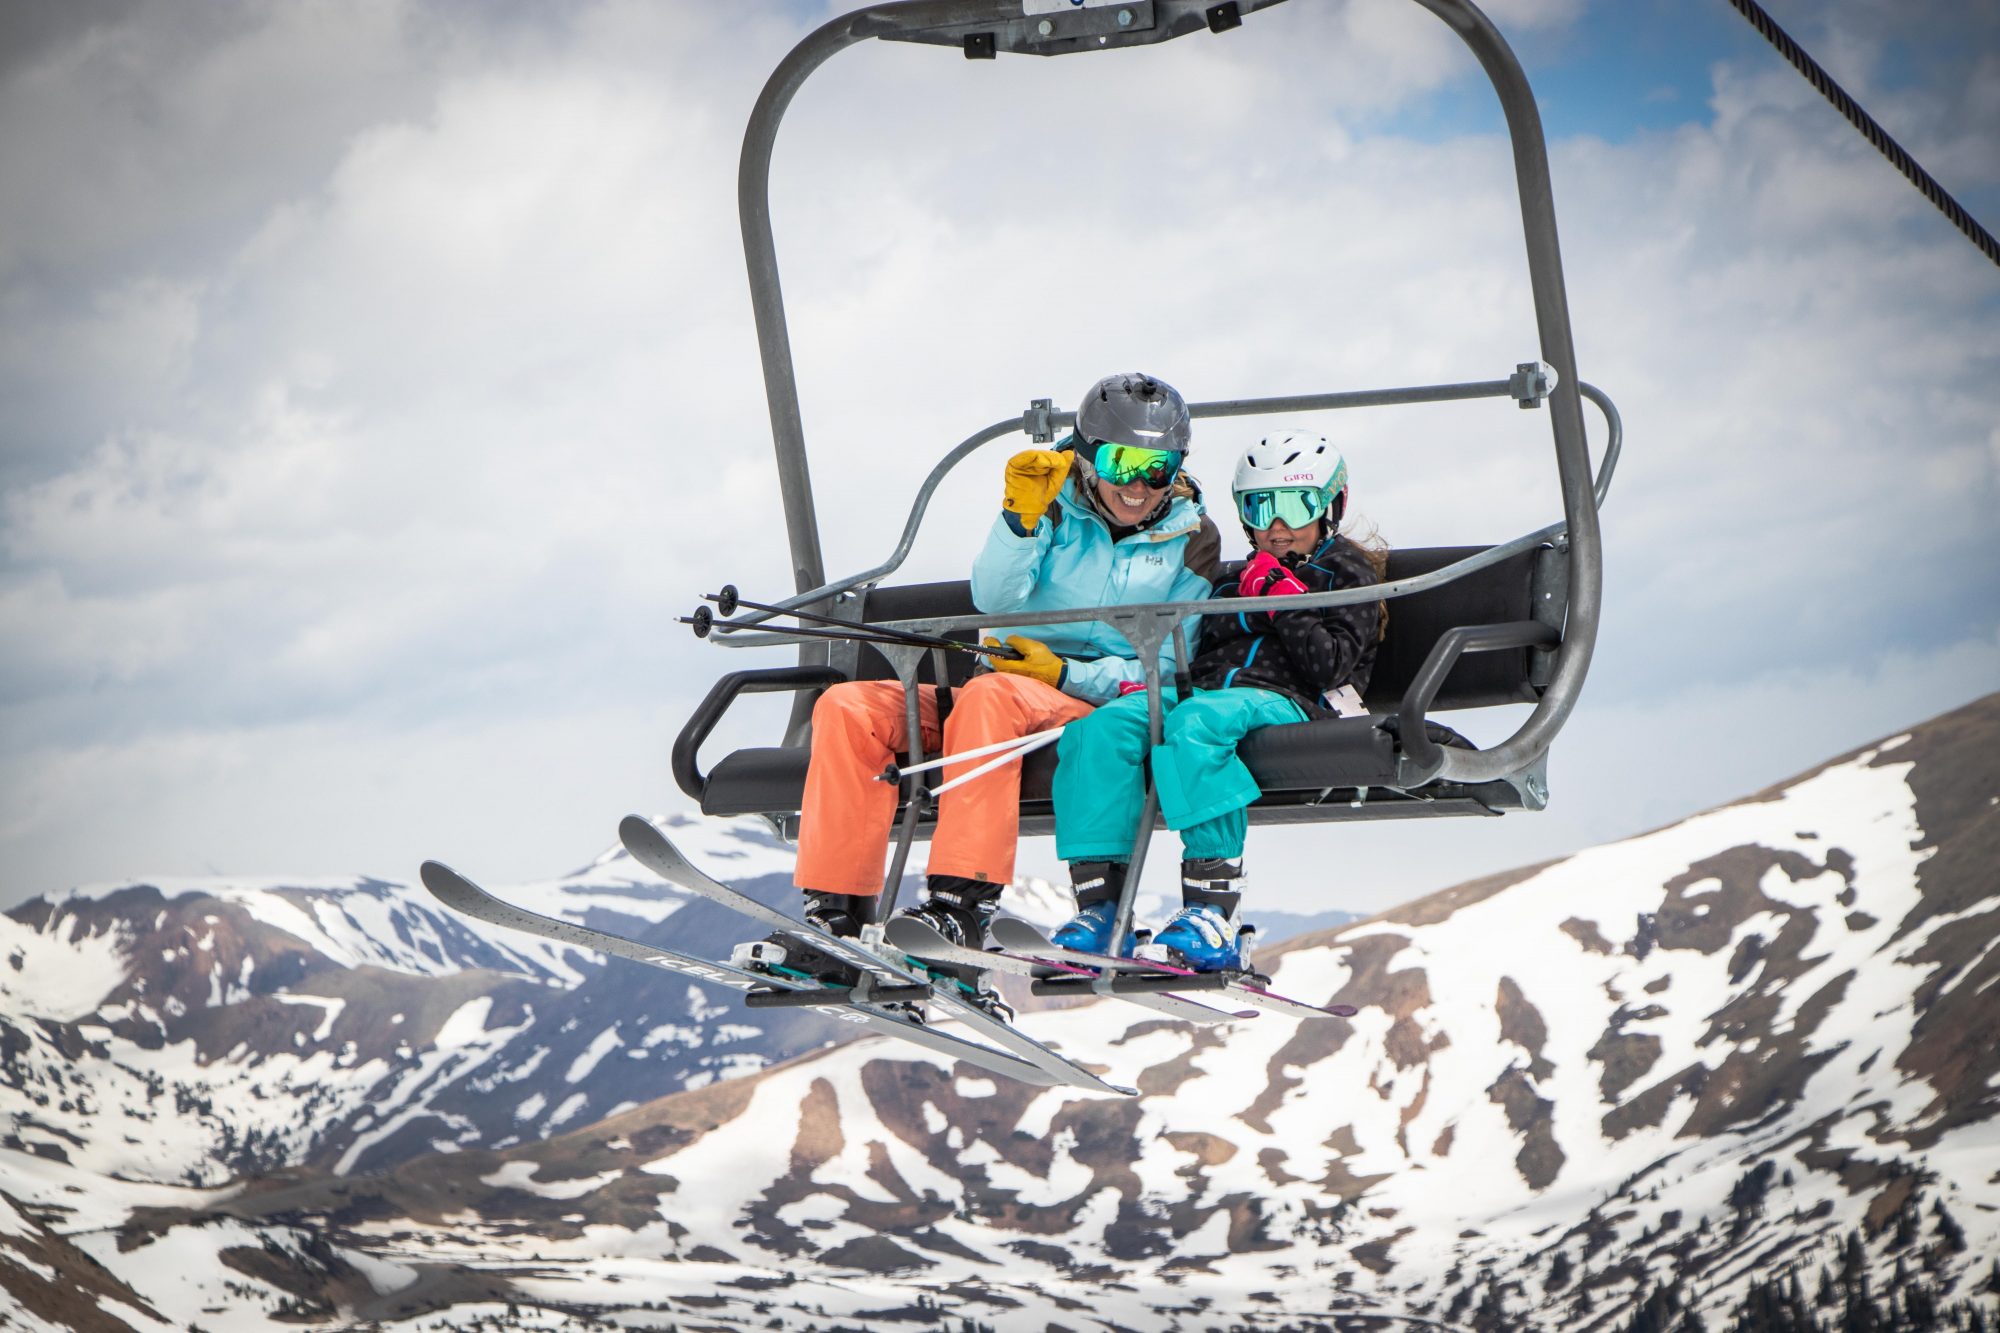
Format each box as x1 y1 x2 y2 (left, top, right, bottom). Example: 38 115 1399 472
740 0 1604 780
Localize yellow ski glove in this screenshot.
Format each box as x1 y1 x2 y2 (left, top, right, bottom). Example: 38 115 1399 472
1001 449 1072 532
985 635 1065 688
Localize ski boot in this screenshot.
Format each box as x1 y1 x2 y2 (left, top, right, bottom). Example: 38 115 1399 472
1136 859 1256 973
1051 861 1141 957
892 875 1013 1020
732 888 868 984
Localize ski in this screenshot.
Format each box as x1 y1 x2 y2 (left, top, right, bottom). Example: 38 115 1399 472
885 916 1256 1026
417 860 1065 1088
617 815 1136 1096
988 917 1358 1020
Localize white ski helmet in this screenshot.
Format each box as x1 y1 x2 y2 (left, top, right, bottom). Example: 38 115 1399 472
1232 429 1349 536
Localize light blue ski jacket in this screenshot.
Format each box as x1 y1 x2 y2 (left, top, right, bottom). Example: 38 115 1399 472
971 479 1216 704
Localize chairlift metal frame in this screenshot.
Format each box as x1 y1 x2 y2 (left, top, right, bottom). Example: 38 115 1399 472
686 0 1613 927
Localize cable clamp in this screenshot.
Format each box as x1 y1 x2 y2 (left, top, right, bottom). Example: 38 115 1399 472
1510 360 1559 408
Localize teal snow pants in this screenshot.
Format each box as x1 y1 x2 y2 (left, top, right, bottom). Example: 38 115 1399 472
1052 687 1308 864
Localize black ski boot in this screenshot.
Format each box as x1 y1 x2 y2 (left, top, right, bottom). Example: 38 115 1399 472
732 888 869 984
893 875 1012 1019
1139 859 1256 973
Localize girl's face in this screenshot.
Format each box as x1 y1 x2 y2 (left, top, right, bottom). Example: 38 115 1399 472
1251 517 1321 559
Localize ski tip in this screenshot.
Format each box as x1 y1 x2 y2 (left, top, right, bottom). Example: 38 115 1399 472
617 813 657 846
1326 1003 1359 1018
418 860 461 893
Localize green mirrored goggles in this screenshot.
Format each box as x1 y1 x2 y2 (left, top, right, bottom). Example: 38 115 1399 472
1089 440 1183 489
1236 487 1329 531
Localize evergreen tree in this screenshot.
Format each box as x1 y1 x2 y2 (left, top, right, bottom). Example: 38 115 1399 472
1893 1204 1920 1252
1842 1232 1868 1291
1931 1205 1965 1255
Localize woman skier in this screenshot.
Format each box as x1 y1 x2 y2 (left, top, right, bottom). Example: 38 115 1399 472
774 372 1219 996
1047 428 1385 971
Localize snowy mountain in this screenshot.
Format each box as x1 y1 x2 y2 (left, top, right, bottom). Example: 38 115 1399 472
0 814 876 1190
0 808 1354 1198
5 695 1997 1331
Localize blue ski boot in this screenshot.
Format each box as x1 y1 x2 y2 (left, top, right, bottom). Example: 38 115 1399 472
1136 859 1255 973
1051 861 1139 957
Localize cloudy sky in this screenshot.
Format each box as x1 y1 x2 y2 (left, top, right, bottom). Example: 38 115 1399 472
3 0 1995 916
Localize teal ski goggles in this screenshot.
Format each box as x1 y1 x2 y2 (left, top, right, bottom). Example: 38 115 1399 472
1089 440 1183 489
1237 487 1330 531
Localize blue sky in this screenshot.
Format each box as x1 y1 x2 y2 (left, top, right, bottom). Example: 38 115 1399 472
1 0 1994 914
1409 0 1999 224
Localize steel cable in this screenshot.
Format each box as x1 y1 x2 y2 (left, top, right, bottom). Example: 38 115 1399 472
1726 0 1999 269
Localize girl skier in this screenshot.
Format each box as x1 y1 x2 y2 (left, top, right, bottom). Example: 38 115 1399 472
1047 429 1384 971
777 373 1219 990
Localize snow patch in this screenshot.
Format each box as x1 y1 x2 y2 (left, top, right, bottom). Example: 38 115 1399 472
479 1160 622 1200
270 992 345 1041
0 910 128 1021
564 1024 624 1082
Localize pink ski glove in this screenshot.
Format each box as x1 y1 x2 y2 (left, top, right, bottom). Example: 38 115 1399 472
1239 552 1307 618
1237 552 1283 597
1241 552 1307 594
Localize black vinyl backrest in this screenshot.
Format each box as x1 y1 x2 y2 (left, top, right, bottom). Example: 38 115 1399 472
852 546 1550 708
1363 545 1548 711
852 581 981 686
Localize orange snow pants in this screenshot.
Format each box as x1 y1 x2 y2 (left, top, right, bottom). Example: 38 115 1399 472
793 674 1094 895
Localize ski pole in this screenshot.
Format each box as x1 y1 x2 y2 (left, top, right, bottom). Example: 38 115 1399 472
687 586 1023 660
929 728 1065 797
679 611 995 657
875 725 1068 785
707 585 1022 658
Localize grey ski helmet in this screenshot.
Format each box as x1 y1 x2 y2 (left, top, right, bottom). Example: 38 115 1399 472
1074 373 1192 454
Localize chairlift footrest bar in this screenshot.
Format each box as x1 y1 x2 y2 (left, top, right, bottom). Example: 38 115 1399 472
1031 970 1230 997
887 917 1236 1022
743 982 930 1009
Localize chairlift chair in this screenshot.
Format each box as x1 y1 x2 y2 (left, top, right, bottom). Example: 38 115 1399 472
673 0 1616 912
